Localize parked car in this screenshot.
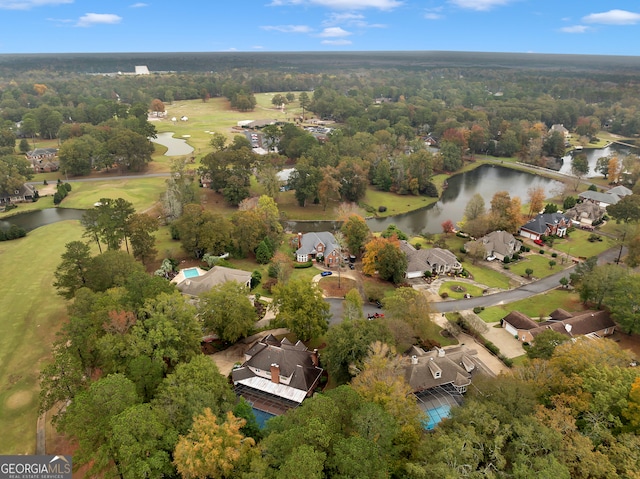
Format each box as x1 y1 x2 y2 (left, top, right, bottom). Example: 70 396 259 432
348 263 355 270
375 300 382 308
486 255 496 261
533 239 544 246
321 271 333 277
367 312 385 320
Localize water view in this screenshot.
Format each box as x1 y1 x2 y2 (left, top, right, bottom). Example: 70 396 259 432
0 208 85 231
367 164 564 235
559 142 637 178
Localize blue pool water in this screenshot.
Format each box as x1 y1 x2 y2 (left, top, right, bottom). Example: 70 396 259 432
183 268 200 278
423 404 451 430
252 408 275 429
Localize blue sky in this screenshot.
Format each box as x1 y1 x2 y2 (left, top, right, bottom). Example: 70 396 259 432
1 0 640 55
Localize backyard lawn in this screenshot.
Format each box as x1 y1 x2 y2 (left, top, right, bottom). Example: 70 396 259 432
477 289 586 323
439 281 485 299
461 262 512 289
59 177 167 211
0 221 86 454
551 228 615 258
508 253 566 279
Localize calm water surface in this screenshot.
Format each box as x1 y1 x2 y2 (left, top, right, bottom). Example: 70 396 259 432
0 208 85 231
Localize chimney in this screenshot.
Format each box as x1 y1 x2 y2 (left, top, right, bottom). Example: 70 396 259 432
411 355 418 365
270 363 280 384
565 324 572 334
311 349 319 367
298 232 303 246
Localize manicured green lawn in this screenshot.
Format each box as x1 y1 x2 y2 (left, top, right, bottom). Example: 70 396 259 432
461 262 512 289
477 289 586 323
439 281 485 299
508 253 565 279
360 189 437 218
0 196 56 218
59 177 167 211
0 221 86 454
551 229 615 258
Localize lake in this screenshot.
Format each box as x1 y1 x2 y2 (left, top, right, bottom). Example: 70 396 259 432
559 142 637 178
0 208 86 232
367 164 564 235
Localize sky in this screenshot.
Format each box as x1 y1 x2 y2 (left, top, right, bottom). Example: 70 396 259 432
1 0 640 56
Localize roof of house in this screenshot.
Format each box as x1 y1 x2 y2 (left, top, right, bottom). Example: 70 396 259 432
608 185 633 197
174 265 252 296
503 311 539 330
232 335 323 404
466 230 521 257
0 182 36 199
550 124 569 134
403 345 482 392
520 212 570 235
400 241 461 273
296 231 339 257
26 147 57 158
504 309 616 339
564 202 606 222
578 190 622 206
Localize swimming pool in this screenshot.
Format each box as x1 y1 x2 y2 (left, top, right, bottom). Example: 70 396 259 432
252 408 275 429
183 267 200 279
423 404 451 430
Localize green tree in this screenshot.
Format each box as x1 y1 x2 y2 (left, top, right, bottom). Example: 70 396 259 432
289 159 321 207
607 194 640 223
153 355 235 436
299 91 311 119
58 135 101 176
526 330 569 360
109 403 174 479
571 153 589 191
199 282 257 343
344 288 364 322
58 374 140 477
209 132 227 151
464 193 486 222
383 287 434 345
174 204 232 258
126 213 159 265
106 128 154 172
53 240 92 299
607 275 640 334
576 264 626 308
376 241 408 284
271 279 331 341
232 209 264 258
341 214 370 256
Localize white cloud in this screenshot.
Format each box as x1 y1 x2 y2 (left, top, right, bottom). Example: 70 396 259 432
448 0 514 11
322 12 385 28
318 26 352 37
253 45 264 49
270 0 402 10
424 12 442 20
321 39 353 45
582 9 640 25
261 24 312 33
0 0 72 10
560 25 589 33
129 2 148 7
76 13 122 27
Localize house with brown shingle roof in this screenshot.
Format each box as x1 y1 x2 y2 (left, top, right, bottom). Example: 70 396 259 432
502 309 616 343
232 334 323 415
400 241 462 279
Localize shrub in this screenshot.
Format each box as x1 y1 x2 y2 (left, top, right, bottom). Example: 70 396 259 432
539 249 545 254
440 292 449 299
503 256 511 264
169 224 180 240
53 192 63 205
484 341 500 356
503 264 510 270
512 253 520 260
473 306 484 314
0 224 27 241
423 271 432 278
460 246 467 253
63 182 72 192
378 205 387 213
293 261 313 269
551 252 558 258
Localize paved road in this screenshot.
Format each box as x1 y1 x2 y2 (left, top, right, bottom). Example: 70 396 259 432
434 246 623 313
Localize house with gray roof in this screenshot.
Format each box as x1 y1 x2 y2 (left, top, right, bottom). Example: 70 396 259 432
502 309 616 343
549 124 570 139
579 185 631 208
464 230 522 261
0 183 37 206
519 212 570 241
295 231 341 267
232 334 323 415
172 265 251 296
400 241 462 279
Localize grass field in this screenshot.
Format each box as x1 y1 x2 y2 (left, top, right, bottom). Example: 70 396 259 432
508 253 566 279
551 229 616 258
59 177 167 211
477 289 586 323
460 262 513 289
0 221 85 454
439 281 485 299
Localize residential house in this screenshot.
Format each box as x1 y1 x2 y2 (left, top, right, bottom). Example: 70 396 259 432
172 265 252 296
464 230 522 261
519 212 570 241
400 241 462 279
232 334 323 415
295 232 341 267
402 345 490 429
564 202 606 226
502 308 616 343
579 185 632 208
26 148 59 173
549 124 570 139
0 183 37 206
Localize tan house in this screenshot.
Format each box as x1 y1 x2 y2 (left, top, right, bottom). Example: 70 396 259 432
464 230 522 261
400 241 462 279
172 265 252 296
0 183 37 206
502 308 616 343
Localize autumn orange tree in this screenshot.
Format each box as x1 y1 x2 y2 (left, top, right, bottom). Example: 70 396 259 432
174 409 256 479
527 186 546 219
362 235 407 283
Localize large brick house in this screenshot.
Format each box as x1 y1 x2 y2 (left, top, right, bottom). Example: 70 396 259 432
519 212 570 241
295 232 341 267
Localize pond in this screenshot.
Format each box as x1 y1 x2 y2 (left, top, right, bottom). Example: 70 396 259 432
558 142 637 178
150 132 194 156
368 164 563 235
0 208 86 232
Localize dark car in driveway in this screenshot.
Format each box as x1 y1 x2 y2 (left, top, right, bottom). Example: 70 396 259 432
321 271 333 277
